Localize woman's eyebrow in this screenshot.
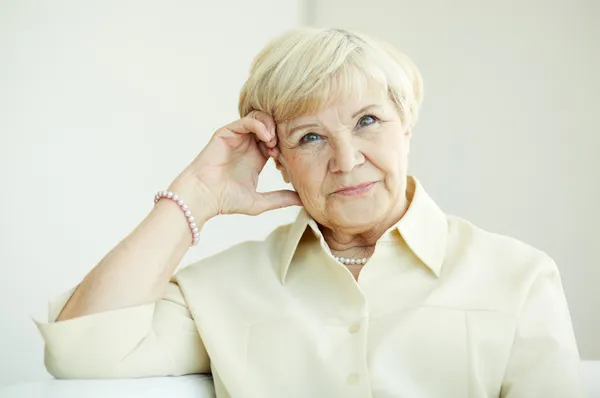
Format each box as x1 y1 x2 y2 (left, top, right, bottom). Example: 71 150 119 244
287 123 319 137
352 104 383 118
286 104 383 136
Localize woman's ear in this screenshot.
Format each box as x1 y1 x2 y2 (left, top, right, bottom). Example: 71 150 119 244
273 124 292 183
404 129 412 155
274 156 291 183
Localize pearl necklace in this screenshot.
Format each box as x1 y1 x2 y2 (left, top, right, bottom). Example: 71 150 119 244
334 256 369 265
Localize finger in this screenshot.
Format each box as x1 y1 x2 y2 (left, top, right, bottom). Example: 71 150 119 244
257 140 269 160
250 190 302 215
247 110 276 139
248 111 278 148
267 146 280 158
224 117 272 143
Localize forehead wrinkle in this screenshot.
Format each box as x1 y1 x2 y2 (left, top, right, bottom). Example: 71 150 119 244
316 107 347 131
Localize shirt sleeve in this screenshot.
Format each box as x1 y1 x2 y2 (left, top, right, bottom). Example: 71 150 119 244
500 258 584 397
33 278 210 379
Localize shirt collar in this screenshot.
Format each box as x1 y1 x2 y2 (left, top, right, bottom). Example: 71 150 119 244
278 176 448 283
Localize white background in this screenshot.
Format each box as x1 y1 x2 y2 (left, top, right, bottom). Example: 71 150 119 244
1 0 598 386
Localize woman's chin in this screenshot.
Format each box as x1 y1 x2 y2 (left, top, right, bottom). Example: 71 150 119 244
327 201 389 230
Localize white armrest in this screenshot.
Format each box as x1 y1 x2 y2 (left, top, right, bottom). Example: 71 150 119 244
2 362 599 397
0 374 215 398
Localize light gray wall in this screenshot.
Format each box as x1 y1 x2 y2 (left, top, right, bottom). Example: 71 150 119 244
0 0 301 385
312 0 600 358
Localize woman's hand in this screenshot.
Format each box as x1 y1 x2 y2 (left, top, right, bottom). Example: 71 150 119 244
169 111 301 219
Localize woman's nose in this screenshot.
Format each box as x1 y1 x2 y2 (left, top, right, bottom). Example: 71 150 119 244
328 138 365 173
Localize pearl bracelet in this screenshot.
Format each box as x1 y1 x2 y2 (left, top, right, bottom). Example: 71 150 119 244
154 191 199 246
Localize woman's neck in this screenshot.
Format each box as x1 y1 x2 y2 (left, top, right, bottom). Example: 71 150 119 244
321 195 412 260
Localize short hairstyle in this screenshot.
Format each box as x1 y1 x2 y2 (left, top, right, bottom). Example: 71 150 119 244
238 27 424 131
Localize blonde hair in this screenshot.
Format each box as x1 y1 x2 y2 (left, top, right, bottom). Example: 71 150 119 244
238 27 424 130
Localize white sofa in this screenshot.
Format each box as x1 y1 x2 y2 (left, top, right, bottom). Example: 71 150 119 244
2 362 599 397
0 375 215 398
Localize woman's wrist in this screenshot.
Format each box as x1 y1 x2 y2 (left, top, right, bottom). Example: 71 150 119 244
154 190 204 245
150 200 198 245
166 174 218 225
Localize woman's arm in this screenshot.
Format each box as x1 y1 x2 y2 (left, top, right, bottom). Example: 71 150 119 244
37 112 299 379
38 279 210 378
56 111 299 322
56 182 212 321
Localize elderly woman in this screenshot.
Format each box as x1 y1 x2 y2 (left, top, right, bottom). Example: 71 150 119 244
36 28 582 397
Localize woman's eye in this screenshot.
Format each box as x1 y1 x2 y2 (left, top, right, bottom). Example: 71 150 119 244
358 114 377 128
300 132 321 144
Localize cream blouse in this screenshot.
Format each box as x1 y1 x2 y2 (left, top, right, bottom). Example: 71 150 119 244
35 177 584 397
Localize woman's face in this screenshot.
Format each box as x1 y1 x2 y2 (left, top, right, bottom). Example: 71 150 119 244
276 83 412 232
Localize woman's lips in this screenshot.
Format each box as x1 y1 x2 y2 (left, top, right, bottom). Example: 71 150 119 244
333 182 376 196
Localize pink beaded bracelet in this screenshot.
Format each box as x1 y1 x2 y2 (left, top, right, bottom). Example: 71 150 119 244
154 191 199 246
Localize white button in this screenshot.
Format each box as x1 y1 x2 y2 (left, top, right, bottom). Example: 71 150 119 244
348 323 360 334
347 373 359 385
